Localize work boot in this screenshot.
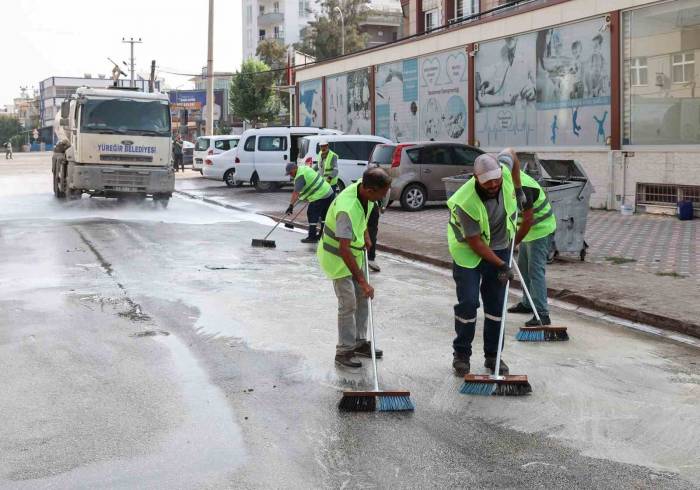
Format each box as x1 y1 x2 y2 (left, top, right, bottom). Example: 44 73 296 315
507 303 532 314
335 353 362 368
368 260 381 273
301 236 319 244
484 357 509 375
525 314 551 327
452 353 470 377
354 341 383 359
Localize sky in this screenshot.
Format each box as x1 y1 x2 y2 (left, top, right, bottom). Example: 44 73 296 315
0 0 242 107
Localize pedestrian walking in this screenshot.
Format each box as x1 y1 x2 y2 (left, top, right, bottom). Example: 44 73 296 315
285 162 335 243
499 149 557 327
5 142 13 160
446 153 532 377
317 167 392 368
315 139 339 193
172 135 184 172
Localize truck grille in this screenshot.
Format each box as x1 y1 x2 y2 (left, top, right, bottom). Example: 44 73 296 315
100 154 153 163
102 170 150 190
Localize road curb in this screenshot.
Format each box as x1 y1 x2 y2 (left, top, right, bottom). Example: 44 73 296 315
253 210 700 340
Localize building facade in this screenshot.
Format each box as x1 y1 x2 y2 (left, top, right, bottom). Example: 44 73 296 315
295 0 700 213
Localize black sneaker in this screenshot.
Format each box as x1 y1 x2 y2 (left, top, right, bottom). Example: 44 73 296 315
301 236 319 244
453 353 470 377
484 357 509 375
335 353 362 368
525 315 551 327
354 341 383 359
507 303 532 314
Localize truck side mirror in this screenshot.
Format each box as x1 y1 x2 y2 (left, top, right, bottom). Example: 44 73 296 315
60 101 70 118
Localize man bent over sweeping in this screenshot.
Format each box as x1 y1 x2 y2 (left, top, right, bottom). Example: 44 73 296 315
447 153 533 376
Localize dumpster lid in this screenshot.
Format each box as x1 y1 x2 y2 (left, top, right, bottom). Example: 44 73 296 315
538 159 587 181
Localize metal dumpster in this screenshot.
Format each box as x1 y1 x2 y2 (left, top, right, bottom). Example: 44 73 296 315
442 155 594 261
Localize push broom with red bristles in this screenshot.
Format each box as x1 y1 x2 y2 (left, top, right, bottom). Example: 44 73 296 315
512 261 569 342
460 209 532 397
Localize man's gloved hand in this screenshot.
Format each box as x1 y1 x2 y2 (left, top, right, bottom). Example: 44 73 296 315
497 263 514 285
515 187 527 211
285 204 294 215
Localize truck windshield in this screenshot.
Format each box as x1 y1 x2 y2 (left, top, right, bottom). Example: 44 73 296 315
81 98 171 136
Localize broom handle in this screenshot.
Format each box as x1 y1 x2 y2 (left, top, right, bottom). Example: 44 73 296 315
511 260 543 326
364 249 380 392
261 202 308 241
494 207 519 380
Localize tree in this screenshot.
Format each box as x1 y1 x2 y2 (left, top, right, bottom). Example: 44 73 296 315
229 59 281 126
0 115 22 147
256 39 291 123
296 0 370 61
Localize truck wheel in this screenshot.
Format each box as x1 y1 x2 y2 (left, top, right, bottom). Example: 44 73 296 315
53 165 65 199
224 169 237 188
66 188 82 200
154 194 170 208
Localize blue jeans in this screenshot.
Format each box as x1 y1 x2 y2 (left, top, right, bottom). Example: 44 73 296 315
517 233 553 316
452 248 510 358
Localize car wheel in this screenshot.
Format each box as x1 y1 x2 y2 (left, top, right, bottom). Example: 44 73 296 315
224 169 237 188
400 183 426 211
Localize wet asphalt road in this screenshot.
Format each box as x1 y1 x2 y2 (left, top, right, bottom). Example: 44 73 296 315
1 155 699 489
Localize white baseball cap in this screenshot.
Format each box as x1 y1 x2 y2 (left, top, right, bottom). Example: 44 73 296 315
474 154 502 184
319 138 329 146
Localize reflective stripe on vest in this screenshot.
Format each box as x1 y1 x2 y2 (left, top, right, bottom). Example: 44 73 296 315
518 171 557 242
446 165 517 269
317 150 338 186
317 181 374 279
296 165 331 202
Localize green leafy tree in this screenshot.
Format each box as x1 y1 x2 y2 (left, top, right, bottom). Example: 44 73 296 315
256 39 291 123
0 115 22 148
296 0 369 61
229 59 281 126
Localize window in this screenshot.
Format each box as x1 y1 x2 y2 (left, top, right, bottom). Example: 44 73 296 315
405 148 421 163
630 57 648 86
247 29 253 44
452 146 481 166
623 0 700 145
273 1 279 12
298 0 309 16
258 136 288 151
259 29 266 41
246 5 253 18
672 52 695 84
423 145 452 164
455 0 476 20
215 139 238 151
244 136 256 151
259 5 264 14
80 99 171 136
425 9 438 31
370 144 396 165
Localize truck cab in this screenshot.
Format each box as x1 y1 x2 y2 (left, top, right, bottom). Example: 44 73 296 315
52 87 175 205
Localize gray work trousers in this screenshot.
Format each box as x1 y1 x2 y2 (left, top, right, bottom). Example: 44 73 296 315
332 275 368 354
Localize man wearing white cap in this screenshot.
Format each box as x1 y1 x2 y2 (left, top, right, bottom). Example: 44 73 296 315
446 153 533 376
315 139 339 193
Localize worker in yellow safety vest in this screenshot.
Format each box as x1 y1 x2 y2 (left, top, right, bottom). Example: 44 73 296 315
285 162 336 243
446 153 533 377
317 167 392 368
316 139 339 192
498 149 557 327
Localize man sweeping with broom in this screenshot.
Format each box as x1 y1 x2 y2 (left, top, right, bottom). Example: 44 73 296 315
447 153 533 378
285 162 336 243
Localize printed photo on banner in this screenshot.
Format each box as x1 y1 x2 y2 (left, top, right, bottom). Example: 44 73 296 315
299 79 322 127
374 59 419 142
418 49 469 142
475 16 611 147
325 69 372 134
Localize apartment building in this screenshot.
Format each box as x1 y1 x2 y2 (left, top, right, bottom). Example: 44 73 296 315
295 0 700 213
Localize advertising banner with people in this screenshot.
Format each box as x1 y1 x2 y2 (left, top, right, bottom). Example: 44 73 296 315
299 79 323 127
374 59 419 142
475 17 611 147
418 49 469 142
325 68 372 135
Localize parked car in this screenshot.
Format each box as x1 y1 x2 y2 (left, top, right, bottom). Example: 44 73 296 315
369 142 484 211
182 140 194 166
234 127 342 191
203 147 242 187
297 134 391 190
193 135 240 173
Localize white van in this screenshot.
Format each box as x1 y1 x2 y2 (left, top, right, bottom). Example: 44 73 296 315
193 135 240 173
297 134 392 190
234 127 342 191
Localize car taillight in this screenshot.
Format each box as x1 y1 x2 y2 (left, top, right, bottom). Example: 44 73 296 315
205 158 213 165
207 149 214 155
305 157 313 166
235 157 240 164
391 144 413 168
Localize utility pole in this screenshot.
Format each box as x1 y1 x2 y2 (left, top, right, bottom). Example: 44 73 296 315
149 60 156 93
205 0 215 135
122 37 143 88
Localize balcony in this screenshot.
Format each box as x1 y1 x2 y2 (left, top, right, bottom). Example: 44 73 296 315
258 11 284 26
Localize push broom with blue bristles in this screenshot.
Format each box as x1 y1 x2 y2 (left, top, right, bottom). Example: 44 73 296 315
338 251 415 412
513 260 569 342
460 208 532 397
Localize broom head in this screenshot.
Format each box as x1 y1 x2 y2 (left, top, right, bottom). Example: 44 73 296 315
516 326 568 342
339 390 415 412
251 238 276 248
460 374 532 396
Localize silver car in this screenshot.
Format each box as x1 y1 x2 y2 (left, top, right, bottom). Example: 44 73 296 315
369 142 484 211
